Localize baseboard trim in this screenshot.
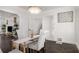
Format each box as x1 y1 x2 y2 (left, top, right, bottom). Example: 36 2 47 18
46 39 75 45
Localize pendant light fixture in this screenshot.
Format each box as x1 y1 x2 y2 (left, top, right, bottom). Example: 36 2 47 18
28 6 41 14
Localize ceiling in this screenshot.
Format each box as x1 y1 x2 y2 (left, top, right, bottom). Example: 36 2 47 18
20 6 63 11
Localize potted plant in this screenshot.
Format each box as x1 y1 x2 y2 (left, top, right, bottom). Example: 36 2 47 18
13 17 19 38
1 24 6 33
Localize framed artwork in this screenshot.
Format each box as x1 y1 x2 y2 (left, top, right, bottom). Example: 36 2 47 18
58 11 73 23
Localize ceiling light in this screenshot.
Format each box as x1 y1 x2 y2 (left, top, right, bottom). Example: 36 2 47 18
28 6 41 14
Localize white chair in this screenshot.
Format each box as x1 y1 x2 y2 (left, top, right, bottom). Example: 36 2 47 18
17 30 23 39
13 30 32 52
17 30 33 44
28 30 46 53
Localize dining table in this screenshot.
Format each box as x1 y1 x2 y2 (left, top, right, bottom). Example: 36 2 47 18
12 35 40 52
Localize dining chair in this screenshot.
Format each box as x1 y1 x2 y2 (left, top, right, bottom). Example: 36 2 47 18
28 30 46 53
17 30 23 40
14 30 32 52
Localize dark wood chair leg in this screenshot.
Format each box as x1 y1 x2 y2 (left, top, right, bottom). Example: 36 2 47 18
37 51 39 53
31 49 33 53
29 48 31 53
29 48 30 53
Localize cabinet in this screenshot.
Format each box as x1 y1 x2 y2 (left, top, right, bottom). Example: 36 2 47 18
1 34 17 53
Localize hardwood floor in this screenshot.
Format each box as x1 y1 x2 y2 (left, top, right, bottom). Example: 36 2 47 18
28 40 79 53
45 40 79 53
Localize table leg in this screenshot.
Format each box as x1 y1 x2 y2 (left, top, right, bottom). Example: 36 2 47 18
26 44 29 53
23 47 26 53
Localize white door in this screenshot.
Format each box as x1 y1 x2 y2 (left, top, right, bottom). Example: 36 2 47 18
42 16 53 40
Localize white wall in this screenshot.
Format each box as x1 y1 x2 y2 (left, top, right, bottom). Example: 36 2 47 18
75 8 79 49
29 15 42 34
0 11 18 26
0 6 29 39
42 7 76 44
42 16 53 40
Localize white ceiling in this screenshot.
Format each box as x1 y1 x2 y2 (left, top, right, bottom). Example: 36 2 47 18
20 6 62 11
